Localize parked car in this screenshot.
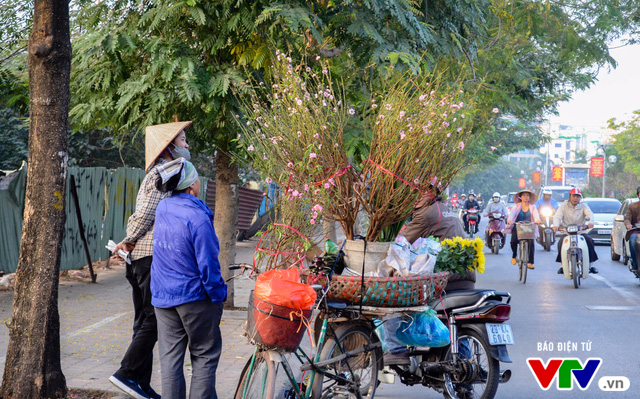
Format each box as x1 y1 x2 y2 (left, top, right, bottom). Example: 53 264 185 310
582 198 621 244
538 185 575 204
611 198 640 263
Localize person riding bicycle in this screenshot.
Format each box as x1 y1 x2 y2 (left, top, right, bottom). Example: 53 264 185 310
462 192 481 234
505 189 541 270
552 188 599 274
483 192 508 217
624 185 640 270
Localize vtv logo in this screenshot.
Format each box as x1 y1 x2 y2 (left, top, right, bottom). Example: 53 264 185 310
527 358 602 390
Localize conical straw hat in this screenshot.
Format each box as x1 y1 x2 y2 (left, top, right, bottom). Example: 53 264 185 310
145 121 192 172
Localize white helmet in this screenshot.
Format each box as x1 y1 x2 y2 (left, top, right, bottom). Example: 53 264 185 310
542 189 552 196
492 192 500 198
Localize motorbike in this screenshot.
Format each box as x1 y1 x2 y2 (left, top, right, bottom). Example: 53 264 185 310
559 224 591 289
624 224 640 279
537 206 555 252
463 208 480 238
485 212 506 254
379 289 513 399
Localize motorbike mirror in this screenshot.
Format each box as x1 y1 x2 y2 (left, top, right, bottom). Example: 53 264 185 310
614 215 624 222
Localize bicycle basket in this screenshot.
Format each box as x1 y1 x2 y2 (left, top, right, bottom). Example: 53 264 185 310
516 223 536 240
244 291 312 351
303 271 450 307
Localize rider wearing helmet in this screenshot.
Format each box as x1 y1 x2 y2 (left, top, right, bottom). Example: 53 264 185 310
535 188 559 240
552 188 598 274
535 188 559 211
462 191 481 234
624 185 640 270
484 192 507 216
460 193 467 208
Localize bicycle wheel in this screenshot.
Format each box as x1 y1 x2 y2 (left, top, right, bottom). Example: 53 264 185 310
311 323 382 399
235 351 276 399
520 241 528 284
442 328 500 399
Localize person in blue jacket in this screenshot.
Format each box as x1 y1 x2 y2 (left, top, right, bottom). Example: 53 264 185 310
534 189 559 242
151 158 227 399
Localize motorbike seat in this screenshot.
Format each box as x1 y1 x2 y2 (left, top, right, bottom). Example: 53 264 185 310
429 289 504 311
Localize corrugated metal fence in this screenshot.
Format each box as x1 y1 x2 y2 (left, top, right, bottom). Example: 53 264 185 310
0 163 209 273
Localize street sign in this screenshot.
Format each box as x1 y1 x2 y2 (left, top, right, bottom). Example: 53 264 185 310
519 178 526 188
552 166 563 182
532 172 541 184
590 157 604 177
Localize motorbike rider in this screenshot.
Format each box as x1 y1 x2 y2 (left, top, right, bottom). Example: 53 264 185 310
484 192 508 216
477 193 485 211
552 187 599 274
535 188 559 240
386 188 474 365
459 193 467 208
451 193 459 210
462 192 481 234
505 189 541 269
624 185 640 270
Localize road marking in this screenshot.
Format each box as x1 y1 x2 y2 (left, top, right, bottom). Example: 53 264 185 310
585 305 640 311
63 311 133 339
589 274 640 303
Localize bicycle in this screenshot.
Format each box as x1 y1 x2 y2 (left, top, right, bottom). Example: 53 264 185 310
515 222 535 284
230 264 383 399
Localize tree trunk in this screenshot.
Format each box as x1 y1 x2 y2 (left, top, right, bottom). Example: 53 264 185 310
1 0 70 397
214 149 238 309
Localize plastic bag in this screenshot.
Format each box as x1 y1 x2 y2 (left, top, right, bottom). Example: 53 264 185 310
254 269 317 310
396 309 450 347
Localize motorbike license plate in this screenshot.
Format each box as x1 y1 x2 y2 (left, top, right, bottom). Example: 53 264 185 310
597 230 610 235
486 323 514 345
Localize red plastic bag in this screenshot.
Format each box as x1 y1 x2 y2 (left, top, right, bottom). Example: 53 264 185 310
254 269 317 310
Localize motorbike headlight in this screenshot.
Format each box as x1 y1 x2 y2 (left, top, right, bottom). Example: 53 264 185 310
541 208 553 217
567 225 579 233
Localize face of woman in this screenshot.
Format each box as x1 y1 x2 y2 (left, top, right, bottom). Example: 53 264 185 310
173 131 189 149
189 178 201 197
521 192 530 202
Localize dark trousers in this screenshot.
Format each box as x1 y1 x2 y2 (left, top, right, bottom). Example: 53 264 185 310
156 300 224 399
116 256 157 389
511 231 535 264
555 234 599 263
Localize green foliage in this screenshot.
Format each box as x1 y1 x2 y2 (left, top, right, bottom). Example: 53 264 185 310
610 111 640 178
0 109 28 171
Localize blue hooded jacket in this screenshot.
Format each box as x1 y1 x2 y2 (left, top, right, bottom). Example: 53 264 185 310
151 193 227 308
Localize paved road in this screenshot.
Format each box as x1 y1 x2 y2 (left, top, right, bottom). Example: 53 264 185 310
1 227 639 398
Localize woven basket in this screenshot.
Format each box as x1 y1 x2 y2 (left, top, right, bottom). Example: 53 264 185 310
516 222 536 240
304 271 449 307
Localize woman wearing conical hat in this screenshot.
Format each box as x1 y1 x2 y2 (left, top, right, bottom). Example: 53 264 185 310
109 121 192 399
505 189 541 270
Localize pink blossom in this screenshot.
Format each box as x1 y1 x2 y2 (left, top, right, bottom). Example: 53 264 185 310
324 183 331 189
297 131 302 137
310 153 317 159
314 189 321 195
492 108 499 114
372 104 378 109
316 55 321 60
385 104 392 110
379 114 385 119
247 145 254 151
457 128 462 132
304 184 309 191
458 141 465 150
447 133 451 137
292 190 300 197
443 121 450 127
310 219 316 225
314 133 319 138
313 204 323 212
265 177 272 184
322 69 328 74
413 179 420 184
490 146 497 151
400 131 406 140
288 162 294 168
296 99 303 106
399 111 405 117
312 211 318 219
348 108 355 115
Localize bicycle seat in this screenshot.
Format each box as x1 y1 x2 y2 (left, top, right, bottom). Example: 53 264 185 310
429 289 501 311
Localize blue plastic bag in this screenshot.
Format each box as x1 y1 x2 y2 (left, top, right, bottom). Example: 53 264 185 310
396 309 450 347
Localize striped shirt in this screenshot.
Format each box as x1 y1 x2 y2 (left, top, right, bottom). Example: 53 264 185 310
123 158 171 260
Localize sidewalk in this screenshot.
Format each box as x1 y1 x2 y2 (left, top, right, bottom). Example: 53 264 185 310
0 239 259 398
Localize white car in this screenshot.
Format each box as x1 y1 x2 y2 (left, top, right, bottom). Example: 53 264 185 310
582 198 621 244
611 198 640 263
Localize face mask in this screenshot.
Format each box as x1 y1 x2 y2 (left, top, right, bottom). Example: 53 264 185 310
170 144 191 161
493 197 499 202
